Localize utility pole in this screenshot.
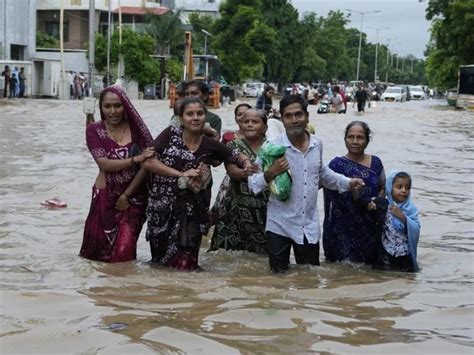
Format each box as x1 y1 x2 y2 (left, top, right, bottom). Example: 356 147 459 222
368 27 389 83
346 9 381 81
106 0 112 86
58 0 69 100
385 37 397 84
88 0 95 97
117 0 124 80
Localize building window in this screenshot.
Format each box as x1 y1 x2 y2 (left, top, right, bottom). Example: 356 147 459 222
71 0 81 5
45 21 69 42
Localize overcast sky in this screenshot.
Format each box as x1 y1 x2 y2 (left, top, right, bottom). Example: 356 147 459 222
290 0 431 58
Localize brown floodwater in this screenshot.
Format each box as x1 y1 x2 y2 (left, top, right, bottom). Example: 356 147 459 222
0 97 472 354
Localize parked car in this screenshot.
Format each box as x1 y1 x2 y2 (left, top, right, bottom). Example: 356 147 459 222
409 85 426 100
381 87 407 102
395 84 411 101
243 82 265 97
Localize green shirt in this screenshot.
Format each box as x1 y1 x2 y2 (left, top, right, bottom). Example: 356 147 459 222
206 111 222 135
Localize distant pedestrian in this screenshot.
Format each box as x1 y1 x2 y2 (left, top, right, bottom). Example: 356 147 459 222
354 85 368 112
9 73 17 98
2 65 10 98
19 67 26 98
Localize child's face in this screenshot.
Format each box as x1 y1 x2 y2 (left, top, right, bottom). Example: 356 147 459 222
392 177 411 203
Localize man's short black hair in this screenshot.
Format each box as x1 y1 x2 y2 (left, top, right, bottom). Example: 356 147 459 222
279 94 308 116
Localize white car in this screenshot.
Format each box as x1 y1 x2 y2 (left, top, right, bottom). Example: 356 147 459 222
409 86 426 100
382 87 407 102
244 82 265 97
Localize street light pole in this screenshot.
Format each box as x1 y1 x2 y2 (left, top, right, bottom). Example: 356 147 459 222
368 27 389 83
201 29 211 81
385 37 397 84
346 9 380 81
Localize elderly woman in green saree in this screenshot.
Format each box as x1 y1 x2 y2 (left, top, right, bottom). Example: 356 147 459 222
209 109 269 255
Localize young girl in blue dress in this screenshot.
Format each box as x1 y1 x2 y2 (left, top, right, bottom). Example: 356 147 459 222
379 170 421 272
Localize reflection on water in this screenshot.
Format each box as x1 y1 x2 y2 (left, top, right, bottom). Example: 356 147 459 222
0 99 473 353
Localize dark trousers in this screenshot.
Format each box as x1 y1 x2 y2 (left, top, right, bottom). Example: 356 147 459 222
357 100 365 112
266 231 320 273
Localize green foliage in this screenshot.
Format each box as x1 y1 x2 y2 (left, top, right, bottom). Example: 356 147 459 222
425 0 474 89
188 13 216 55
165 58 183 82
36 31 59 48
144 9 184 57
213 2 274 83
93 28 160 89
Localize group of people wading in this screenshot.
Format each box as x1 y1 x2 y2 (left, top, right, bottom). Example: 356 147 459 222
80 83 421 274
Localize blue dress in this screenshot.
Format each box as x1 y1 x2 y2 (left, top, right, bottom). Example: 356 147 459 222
323 156 385 264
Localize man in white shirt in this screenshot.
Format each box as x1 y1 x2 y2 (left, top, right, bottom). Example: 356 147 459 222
248 95 364 273
331 86 346 114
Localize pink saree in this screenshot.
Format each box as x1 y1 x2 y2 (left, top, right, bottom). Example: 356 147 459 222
80 85 153 262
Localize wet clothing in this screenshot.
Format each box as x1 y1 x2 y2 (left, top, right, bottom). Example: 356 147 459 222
323 156 386 265
209 138 269 255
355 89 368 112
249 133 351 272
80 85 153 263
266 231 319 273
379 170 420 271
146 126 239 271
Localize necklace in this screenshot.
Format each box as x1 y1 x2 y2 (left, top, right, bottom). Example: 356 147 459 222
105 122 128 144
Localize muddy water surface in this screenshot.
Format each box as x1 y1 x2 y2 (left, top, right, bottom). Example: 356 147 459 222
0 98 472 354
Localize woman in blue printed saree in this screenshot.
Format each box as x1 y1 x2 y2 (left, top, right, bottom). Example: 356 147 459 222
323 121 387 264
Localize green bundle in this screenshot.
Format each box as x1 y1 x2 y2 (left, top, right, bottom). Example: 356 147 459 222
258 143 292 201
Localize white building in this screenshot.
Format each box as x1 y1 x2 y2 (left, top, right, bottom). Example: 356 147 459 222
0 0 37 60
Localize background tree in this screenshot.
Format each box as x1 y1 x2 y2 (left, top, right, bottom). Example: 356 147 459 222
213 1 277 83
144 9 184 80
425 0 474 89
261 0 303 86
94 28 161 89
188 13 216 55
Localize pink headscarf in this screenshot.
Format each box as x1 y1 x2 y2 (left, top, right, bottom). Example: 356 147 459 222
99 85 153 149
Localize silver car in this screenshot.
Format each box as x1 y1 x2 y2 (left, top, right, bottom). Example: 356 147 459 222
382 87 407 102
409 86 426 100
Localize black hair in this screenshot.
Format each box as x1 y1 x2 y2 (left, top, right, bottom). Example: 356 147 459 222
178 97 207 117
344 121 372 143
393 172 412 186
264 85 275 96
279 94 308 116
243 109 268 125
185 80 209 95
234 102 252 117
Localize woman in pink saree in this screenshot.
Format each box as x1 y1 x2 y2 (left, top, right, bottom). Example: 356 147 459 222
80 85 154 262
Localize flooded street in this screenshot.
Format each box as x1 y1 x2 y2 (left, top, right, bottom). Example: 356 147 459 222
1 97 473 353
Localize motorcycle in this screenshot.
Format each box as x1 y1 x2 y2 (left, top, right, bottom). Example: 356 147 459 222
317 99 331 114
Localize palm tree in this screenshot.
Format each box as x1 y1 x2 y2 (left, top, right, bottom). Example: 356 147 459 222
144 9 184 80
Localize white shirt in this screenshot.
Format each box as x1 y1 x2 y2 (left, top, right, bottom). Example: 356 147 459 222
248 133 351 245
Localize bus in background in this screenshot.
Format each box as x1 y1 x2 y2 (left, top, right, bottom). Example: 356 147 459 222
457 65 474 111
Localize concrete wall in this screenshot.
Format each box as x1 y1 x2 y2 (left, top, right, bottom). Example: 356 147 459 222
36 49 89 73
0 0 37 60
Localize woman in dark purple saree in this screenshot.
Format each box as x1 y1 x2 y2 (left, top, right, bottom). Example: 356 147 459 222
323 121 387 265
80 85 154 262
